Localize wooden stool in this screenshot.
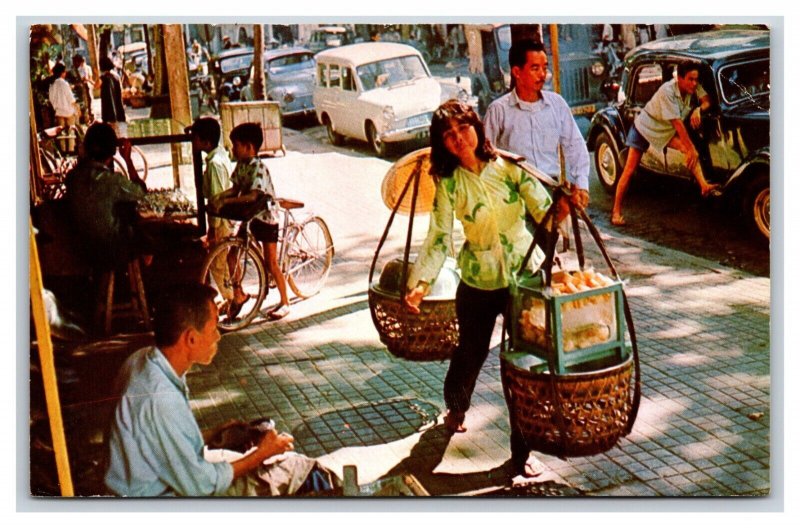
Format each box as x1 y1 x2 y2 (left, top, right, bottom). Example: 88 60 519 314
95 258 151 336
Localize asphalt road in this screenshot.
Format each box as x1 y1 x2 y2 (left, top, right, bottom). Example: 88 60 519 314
288 116 769 278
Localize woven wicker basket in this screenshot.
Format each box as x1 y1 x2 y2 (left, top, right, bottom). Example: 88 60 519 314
501 353 634 457
368 285 457 361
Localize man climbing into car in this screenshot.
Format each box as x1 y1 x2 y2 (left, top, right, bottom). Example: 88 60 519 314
610 62 720 226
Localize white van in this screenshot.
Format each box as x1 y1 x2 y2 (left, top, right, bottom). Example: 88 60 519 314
313 42 467 157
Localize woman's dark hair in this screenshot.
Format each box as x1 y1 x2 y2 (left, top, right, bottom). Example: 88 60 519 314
152 283 218 347
230 122 263 150
429 99 495 178
83 122 118 161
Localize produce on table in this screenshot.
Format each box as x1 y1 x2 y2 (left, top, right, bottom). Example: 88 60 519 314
138 188 196 217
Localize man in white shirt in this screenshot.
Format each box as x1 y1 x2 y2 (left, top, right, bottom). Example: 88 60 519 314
484 39 591 210
48 62 80 153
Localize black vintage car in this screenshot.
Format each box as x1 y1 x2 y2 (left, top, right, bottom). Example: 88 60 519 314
209 47 255 104
587 29 770 241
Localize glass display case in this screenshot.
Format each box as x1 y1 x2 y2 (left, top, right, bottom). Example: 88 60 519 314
510 268 628 373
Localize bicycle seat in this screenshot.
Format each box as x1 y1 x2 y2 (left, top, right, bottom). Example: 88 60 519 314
212 193 271 221
277 197 304 210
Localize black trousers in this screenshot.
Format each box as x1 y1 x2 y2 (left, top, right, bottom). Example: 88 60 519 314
443 281 509 414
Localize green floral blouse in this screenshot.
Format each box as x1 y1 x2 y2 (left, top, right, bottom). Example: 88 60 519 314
408 157 552 292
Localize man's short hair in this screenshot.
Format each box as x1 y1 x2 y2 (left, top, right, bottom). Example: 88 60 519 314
72 54 85 66
100 56 115 72
508 39 546 70
230 122 263 150
191 117 221 146
51 63 66 77
677 62 701 79
152 283 218 348
83 122 118 161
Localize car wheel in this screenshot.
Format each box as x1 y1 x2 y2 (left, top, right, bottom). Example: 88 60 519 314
323 115 343 146
366 121 386 158
594 131 622 194
743 171 769 242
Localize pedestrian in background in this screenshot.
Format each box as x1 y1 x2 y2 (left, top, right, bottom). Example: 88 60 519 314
70 54 94 125
99 56 126 134
47 62 80 153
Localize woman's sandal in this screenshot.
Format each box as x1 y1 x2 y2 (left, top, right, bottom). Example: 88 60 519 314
701 185 722 198
444 410 467 433
522 456 547 478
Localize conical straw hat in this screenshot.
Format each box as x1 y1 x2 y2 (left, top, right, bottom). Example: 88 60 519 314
381 147 436 216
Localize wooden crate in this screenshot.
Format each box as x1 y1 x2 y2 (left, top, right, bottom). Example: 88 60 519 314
220 101 285 156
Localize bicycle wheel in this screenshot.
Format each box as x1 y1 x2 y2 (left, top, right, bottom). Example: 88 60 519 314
285 216 334 298
36 148 67 200
199 238 267 331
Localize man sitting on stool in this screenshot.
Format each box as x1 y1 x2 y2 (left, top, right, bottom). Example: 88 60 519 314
104 282 336 496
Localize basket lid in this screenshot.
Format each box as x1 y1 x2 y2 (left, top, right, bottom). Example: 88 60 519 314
381 148 436 216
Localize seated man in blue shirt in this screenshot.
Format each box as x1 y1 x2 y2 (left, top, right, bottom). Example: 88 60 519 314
104 282 334 496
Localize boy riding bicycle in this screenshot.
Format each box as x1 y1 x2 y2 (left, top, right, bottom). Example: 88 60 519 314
208 122 290 321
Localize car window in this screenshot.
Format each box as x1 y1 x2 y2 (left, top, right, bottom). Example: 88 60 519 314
219 54 253 73
632 64 663 105
356 55 428 91
718 59 769 105
267 53 315 75
342 67 356 91
329 65 341 87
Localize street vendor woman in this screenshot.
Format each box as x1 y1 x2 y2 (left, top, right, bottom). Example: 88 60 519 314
403 100 569 477
104 282 336 496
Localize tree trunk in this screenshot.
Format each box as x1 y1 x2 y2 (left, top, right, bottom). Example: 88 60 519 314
86 24 100 97
253 24 265 101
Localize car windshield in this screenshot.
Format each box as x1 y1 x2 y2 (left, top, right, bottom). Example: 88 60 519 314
219 54 253 73
267 53 315 75
356 55 428 91
718 59 769 105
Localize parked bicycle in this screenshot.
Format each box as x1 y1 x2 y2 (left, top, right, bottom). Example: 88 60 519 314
37 123 149 187
199 194 334 331
36 125 81 200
